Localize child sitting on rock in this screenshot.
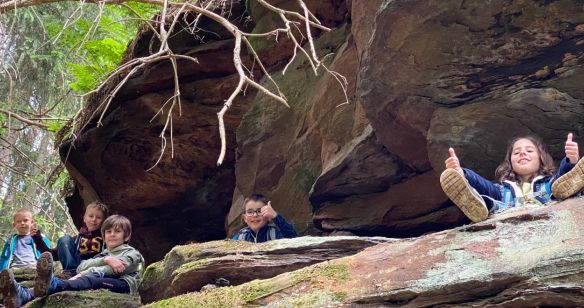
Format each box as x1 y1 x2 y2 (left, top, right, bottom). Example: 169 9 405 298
32 201 109 277
0 208 51 270
0 215 144 308
232 194 298 243
440 133 584 223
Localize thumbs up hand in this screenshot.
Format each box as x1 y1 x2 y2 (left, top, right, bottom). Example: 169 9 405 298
565 133 579 164
444 147 463 175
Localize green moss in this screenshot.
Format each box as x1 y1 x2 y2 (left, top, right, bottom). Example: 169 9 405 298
147 261 351 307
26 290 141 308
173 259 211 276
293 163 319 194
140 261 165 291
292 262 350 284
147 272 297 307
319 263 350 282
12 267 37 282
284 291 347 307
170 240 253 260
332 291 349 301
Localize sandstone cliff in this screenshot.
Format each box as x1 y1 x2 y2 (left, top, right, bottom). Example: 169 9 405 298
60 0 584 267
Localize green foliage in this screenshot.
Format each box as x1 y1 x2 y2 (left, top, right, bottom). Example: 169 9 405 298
46 120 66 133
0 1 160 242
41 2 159 93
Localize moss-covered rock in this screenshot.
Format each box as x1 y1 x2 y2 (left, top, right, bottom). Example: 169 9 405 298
147 200 584 307
25 290 141 308
144 261 351 308
12 267 37 282
140 236 390 303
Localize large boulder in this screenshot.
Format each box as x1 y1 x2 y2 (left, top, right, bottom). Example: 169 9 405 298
231 0 584 236
139 236 392 303
145 198 584 307
357 0 584 232
60 0 352 263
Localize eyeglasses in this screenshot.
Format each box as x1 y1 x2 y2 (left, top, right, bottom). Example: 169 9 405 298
244 208 263 217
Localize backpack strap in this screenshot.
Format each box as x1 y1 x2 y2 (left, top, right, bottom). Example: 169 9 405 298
266 223 279 241
236 227 252 241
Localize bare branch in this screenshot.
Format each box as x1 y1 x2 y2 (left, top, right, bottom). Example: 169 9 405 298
2 0 346 169
0 108 48 128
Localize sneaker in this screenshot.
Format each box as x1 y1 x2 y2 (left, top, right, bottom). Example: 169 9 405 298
34 252 54 297
440 168 489 223
552 157 584 200
0 269 18 308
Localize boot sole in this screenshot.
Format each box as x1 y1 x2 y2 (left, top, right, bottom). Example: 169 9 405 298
34 252 53 297
0 270 18 308
552 157 584 200
441 168 489 223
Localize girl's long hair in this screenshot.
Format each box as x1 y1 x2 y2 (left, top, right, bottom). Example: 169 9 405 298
495 136 556 184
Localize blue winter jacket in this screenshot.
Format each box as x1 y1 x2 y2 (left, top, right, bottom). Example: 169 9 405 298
0 233 52 270
232 214 298 243
463 157 574 213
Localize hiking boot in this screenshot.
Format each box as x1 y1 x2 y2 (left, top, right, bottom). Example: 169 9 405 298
0 269 18 308
34 252 54 297
552 157 584 200
440 168 489 223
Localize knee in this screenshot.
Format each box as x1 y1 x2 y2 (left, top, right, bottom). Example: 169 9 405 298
57 235 75 247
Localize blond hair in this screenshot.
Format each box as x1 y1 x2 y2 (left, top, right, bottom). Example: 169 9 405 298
13 208 32 221
86 201 109 218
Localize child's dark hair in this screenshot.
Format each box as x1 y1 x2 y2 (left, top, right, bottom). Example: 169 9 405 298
101 215 132 242
495 135 555 184
242 194 268 210
86 201 109 218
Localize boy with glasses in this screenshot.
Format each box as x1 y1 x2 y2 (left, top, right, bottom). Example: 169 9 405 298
232 194 297 243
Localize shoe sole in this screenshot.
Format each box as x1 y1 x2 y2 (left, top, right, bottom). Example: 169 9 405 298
440 168 489 223
34 252 53 297
552 157 584 200
0 270 18 308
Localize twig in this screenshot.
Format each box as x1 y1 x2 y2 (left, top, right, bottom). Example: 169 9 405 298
0 108 48 128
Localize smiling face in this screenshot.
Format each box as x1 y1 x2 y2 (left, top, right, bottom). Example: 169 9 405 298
13 212 33 236
242 200 268 232
104 227 129 249
510 138 541 181
83 207 106 232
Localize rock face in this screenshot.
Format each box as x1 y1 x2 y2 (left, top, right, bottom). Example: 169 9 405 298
139 236 392 303
145 199 584 307
229 0 584 238
60 1 258 262
62 0 584 263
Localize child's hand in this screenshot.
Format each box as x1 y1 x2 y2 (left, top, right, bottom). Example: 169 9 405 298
69 274 83 280
261 201 278 220
444 148 463 175
565 133 579 164
29 222 39 236
104 256 127 274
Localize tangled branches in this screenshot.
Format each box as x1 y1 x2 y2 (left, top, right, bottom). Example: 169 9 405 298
1 0 348 168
